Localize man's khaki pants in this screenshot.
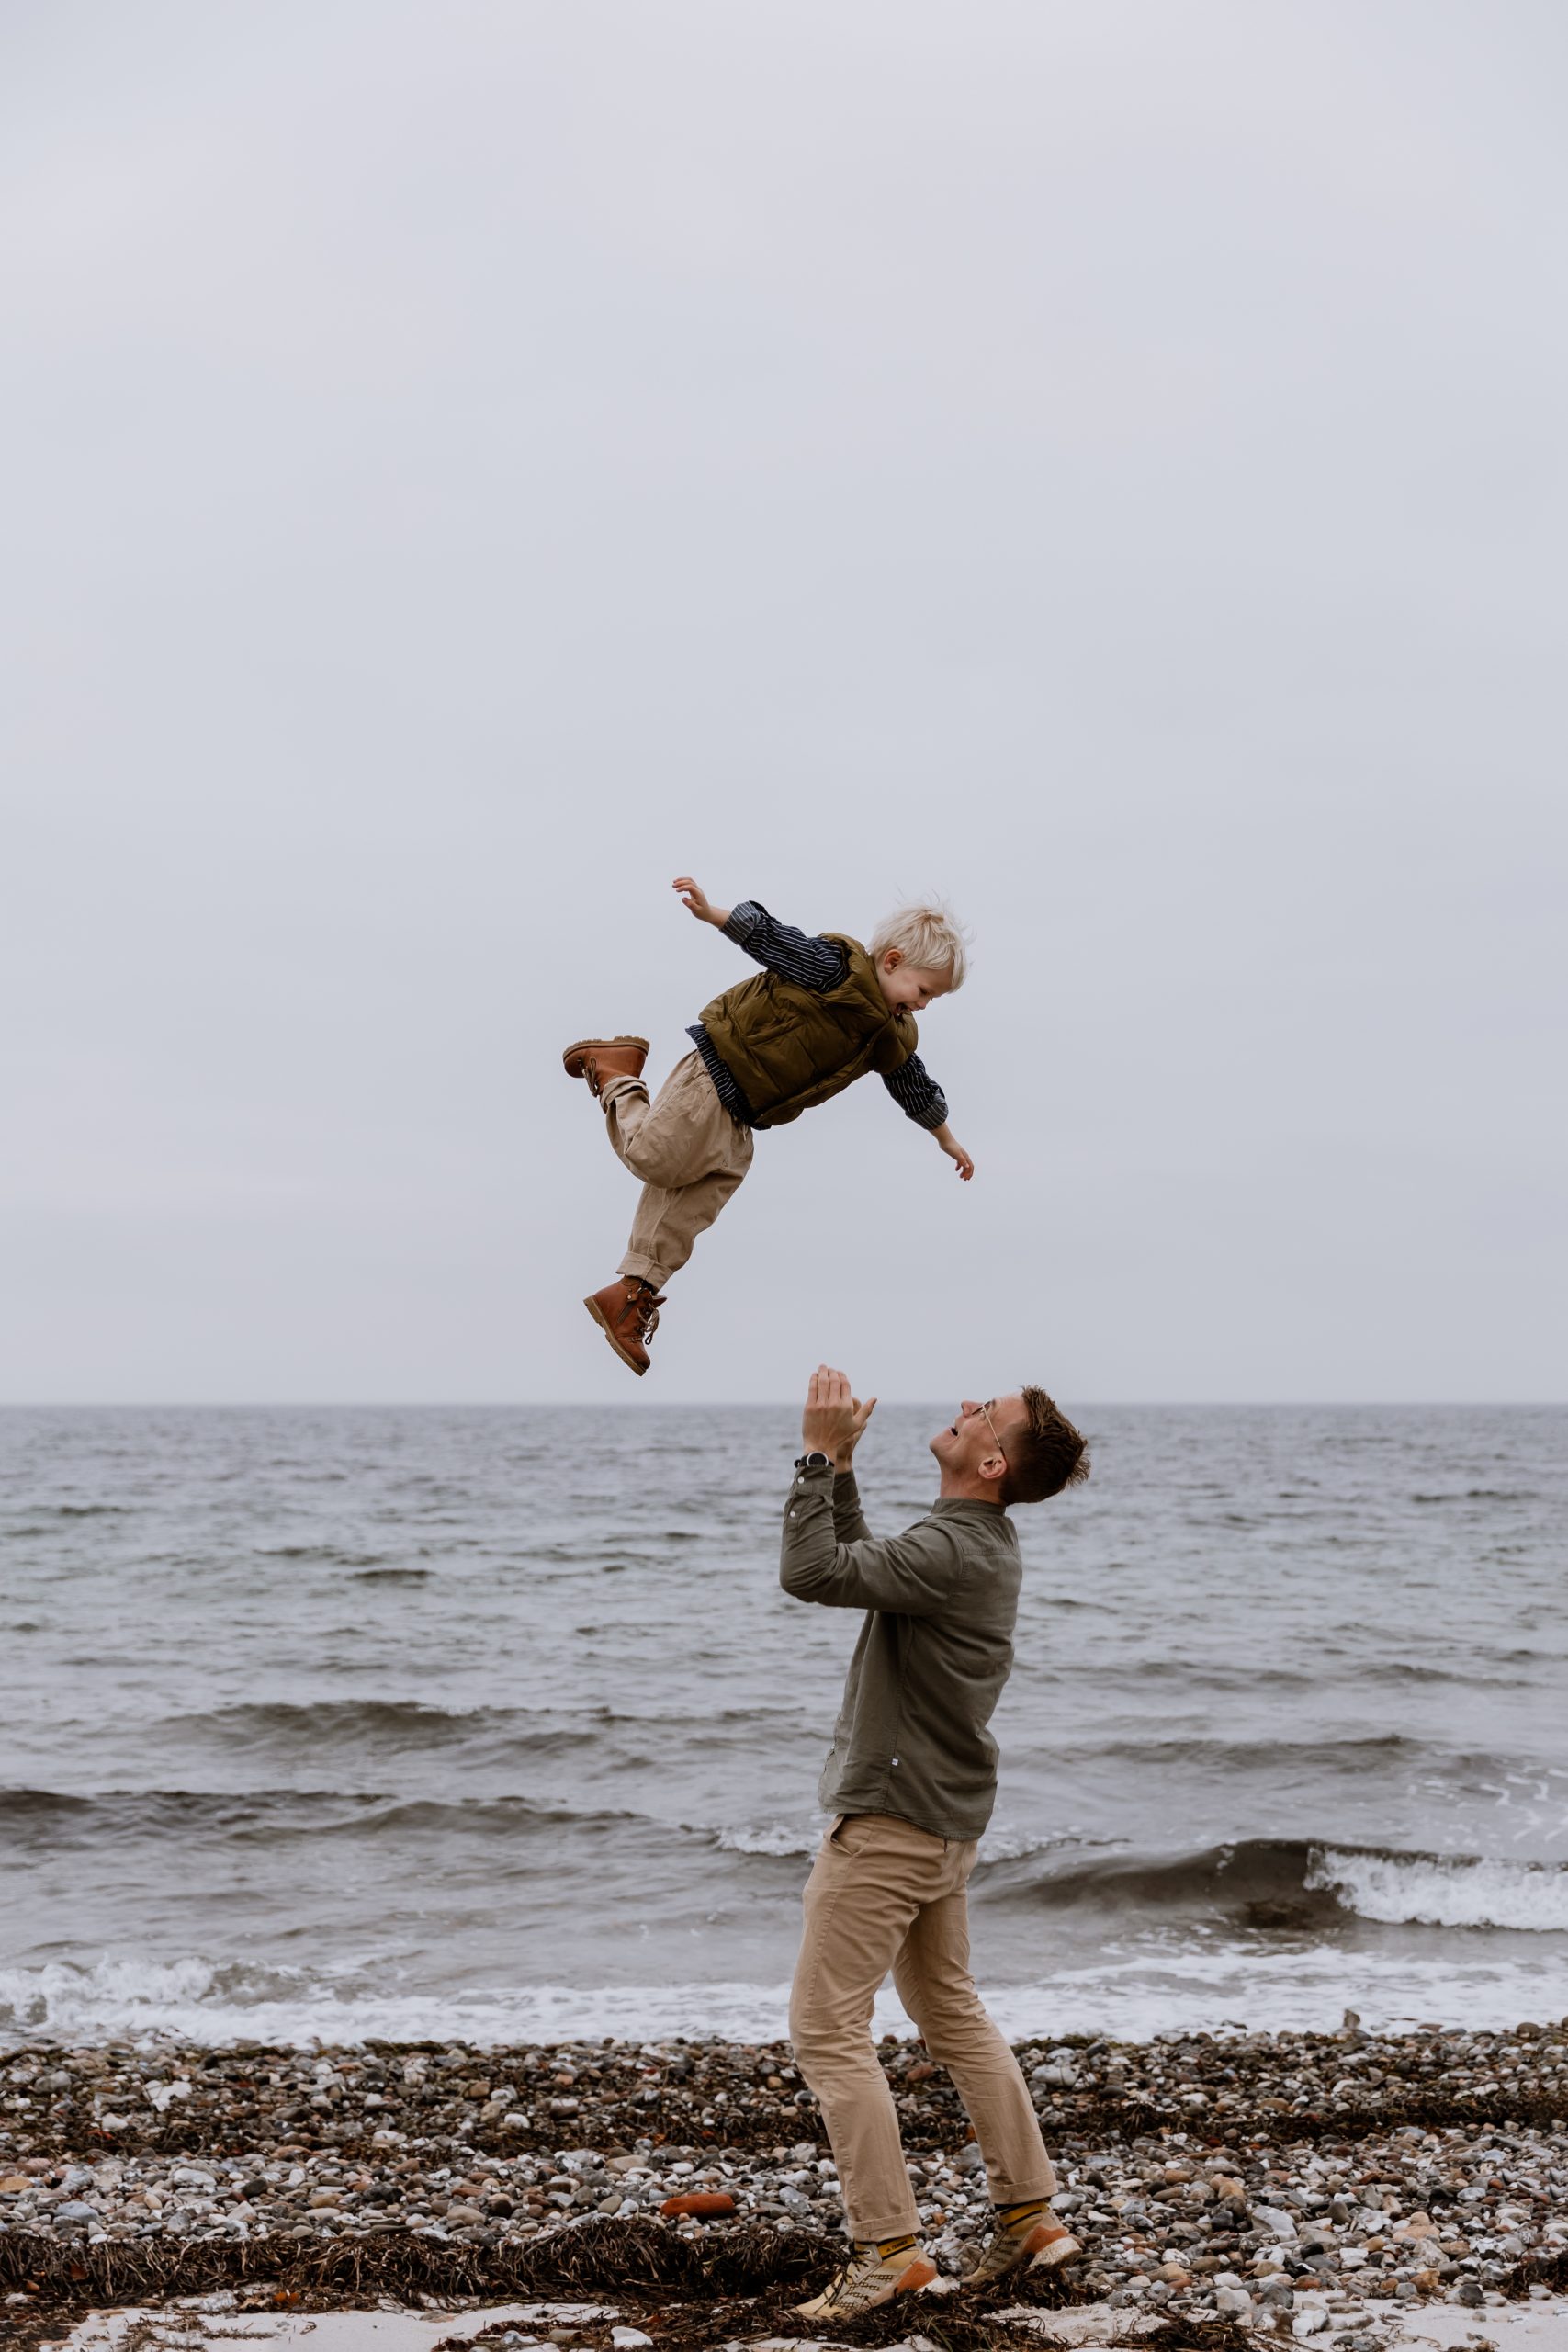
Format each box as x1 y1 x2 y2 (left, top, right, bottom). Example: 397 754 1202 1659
601 1052 754 1292
789 1812 1055 2244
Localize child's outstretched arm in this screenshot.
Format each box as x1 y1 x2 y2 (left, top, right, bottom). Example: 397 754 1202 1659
673 883 852 991
673 876 732 928
884 1057 975 1179
931 1124 975 1180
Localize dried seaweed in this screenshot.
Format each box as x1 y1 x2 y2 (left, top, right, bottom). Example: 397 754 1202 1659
1502 2242 1568 2301
0 2219 1254 2349
0 2216 818 2319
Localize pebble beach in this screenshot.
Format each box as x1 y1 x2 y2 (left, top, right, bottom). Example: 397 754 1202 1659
6 2023 1567 2347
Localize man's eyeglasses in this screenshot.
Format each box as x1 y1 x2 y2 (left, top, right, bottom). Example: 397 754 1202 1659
976 1400 1007 1463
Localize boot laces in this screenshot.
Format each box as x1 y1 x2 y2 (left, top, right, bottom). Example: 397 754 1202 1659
632 1283 665 1340
586 1046 639 1100
820 2240 915 2311
816 2249 871 2311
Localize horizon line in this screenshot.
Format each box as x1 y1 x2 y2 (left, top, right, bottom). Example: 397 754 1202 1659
2 1396 1563 1412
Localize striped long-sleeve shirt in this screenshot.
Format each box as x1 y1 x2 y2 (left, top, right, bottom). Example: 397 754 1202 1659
687 900 949 1131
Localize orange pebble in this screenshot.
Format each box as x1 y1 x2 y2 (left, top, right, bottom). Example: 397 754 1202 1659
660 2190 736 2218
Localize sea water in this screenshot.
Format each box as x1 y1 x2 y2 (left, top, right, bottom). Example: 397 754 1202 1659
2 1403 1564 2047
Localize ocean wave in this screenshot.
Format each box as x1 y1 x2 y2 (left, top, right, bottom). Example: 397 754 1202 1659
0 1784 658 1848
318 1794 653 1842
1058 1734 1421 1770
981 1836 1330 1923
0 1953 807 2047
1411 1489 1537 1505
174 1700 602 1753
984 1837 1568 1934
1307 1847 1568 1932
1354 1661 1531 1687
1090 1660 1314 1689
977 1826 1103 1863
0 1954 314 2039
0 1787 388 1850
14 1784 1564 1938
6 1946 1566 2049
707 1822 1091 1863
252 1545 389 1565
0 1787 95 1819
714 1823 818 1857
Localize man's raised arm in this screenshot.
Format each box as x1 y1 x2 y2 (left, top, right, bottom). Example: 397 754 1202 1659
779 1363 965 1614
832 1466 871 1545
781 1464 964 1614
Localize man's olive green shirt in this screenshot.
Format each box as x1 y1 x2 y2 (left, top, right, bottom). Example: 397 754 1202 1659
779 1461 1021 1840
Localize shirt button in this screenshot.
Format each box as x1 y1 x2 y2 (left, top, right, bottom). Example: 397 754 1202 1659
891 1758 900 1768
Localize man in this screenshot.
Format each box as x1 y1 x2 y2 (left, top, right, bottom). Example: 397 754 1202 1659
781 1364 1090 2321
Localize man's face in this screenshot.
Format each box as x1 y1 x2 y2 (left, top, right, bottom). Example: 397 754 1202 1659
875 953 951 1013
930 1394 1026 1484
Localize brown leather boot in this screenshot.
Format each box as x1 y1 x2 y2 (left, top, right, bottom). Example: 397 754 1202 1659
584 1276 666 1376
562 1036 649 1098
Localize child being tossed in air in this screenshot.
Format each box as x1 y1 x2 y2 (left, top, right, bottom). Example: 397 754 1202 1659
563 879 974 1374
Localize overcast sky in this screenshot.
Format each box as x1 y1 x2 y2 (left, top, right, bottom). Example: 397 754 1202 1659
3 2 1564 1406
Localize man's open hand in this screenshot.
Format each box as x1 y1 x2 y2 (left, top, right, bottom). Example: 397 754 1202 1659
802 1364 877 1469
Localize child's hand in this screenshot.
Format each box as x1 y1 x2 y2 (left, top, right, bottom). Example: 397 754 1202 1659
934 1125 975 1181
802 1365 877 1469
673 876 731 927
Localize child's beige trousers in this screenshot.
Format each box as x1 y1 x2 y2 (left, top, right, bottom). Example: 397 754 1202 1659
788 1812 1056 2243
601 1051 754 1292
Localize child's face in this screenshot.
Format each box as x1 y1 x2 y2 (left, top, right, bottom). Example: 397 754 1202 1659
875 953 951 1013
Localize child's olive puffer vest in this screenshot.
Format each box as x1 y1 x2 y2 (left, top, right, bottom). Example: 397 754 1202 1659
700 933 918 1129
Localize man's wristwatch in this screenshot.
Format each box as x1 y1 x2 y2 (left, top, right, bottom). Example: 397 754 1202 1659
794 1451 833 1472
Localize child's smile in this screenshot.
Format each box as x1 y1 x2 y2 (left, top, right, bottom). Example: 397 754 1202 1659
876 955 952 1013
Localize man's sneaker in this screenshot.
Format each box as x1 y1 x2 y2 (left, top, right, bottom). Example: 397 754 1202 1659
562 1036 649 1098
961 2199 1081 2286
794 2234 938 2320
584 1276 666 1376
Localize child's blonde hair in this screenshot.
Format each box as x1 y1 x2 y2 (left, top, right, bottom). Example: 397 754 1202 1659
869 900 970 989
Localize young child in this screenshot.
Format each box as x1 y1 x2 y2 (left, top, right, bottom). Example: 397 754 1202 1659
563 879 974 1374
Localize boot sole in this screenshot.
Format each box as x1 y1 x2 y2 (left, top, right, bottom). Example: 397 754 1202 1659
1029 2227 1082 2271
583 1294 649 1376
961 2222 1081 2289
794 2256 937 2319
562 1035 650 1080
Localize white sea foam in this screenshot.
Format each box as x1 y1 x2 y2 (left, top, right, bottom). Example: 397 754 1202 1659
709 1821 1071 1861
1309 1847 1568 1932
976 1824 1081 1863
6 1944 1566 2050
713 1824 817 1857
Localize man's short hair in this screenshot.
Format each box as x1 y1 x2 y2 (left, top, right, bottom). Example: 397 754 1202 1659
869 900 970 987
1001 1387 1090 1506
